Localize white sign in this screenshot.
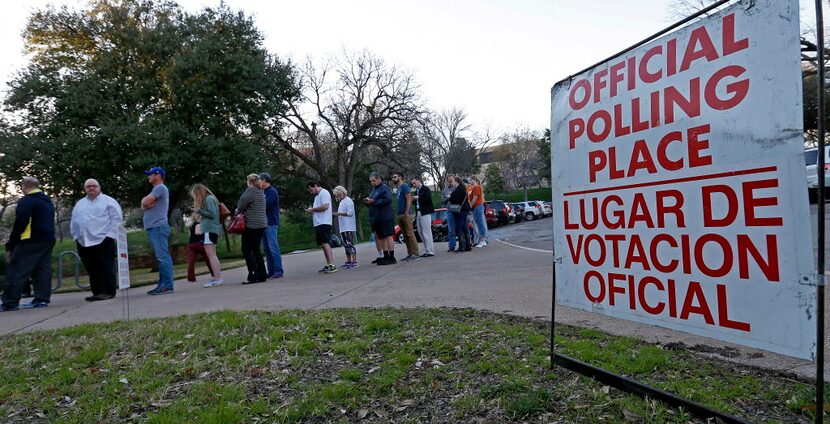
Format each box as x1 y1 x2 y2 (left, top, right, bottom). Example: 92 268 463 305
117 226 131 290
550 0 816 359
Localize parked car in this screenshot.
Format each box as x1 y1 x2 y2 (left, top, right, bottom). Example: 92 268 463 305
515 201 544 221
806 146 830 203
536 200 553 217
496 200 518 224
484 200 510 227
543 201 553 217
511 203 526 222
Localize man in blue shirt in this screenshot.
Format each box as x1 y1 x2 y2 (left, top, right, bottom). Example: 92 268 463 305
365 172 396 265
259 172 283 279
141 167 174 295
392 172 420 261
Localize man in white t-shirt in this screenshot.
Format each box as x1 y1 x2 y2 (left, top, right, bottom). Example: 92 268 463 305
304 181 337 274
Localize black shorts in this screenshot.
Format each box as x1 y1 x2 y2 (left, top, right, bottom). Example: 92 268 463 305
202 232 219 245
371 219 395 238
314 225 332 245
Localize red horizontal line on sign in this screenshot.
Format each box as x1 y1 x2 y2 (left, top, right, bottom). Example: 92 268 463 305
563 166 778 196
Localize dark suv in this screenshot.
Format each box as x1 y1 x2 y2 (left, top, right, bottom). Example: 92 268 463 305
484 200 510 227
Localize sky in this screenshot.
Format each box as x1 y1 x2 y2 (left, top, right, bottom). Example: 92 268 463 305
0 0 822 133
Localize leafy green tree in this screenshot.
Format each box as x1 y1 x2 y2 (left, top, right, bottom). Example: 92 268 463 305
0 0 295 214
484 163 506 198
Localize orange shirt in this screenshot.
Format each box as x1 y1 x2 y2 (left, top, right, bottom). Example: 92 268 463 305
468 185 483 208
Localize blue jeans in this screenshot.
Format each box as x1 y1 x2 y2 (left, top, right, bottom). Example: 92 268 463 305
261 225 284 277
473 205 487 241
447 210 456 250
147 225 174 289
452 212 470 251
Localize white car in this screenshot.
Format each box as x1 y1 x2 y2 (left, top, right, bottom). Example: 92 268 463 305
515 201 544 221
806 146 830 203
535 200 553 217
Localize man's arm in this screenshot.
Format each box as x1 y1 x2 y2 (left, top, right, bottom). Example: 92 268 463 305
405 192 412 214
141 194 157 210
6 199 33 251
110 198 124 227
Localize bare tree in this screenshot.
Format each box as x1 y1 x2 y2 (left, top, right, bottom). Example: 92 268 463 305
667 0 716 20
498 128 544 200
418 107 495 189
270 50 424 194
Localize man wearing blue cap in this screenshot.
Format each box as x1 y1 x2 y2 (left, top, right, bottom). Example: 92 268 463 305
141 167 174 295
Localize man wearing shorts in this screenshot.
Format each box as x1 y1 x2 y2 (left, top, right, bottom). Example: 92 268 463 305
365 172 396 265
305 181 337 274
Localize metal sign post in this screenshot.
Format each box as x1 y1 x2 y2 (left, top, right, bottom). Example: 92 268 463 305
117 226 131 321
814 1 826 422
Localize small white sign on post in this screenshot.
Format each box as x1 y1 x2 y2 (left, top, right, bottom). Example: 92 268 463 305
551 0 816 359
117 226 131 290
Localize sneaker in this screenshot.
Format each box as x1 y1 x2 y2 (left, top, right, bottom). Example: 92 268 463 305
324 264 339 274
475 242 485 248
21 300 49 309
420 253 434 257
268 273 284 279
371 257 381 264
0 304 19 312
318 266 328 273
401 254 414 261
350 262 359 269
342 262 353 268
203 279 224 288
147 287 174 295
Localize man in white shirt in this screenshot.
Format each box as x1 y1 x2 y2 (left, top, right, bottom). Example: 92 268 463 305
70 179 123 301
304 181 337 274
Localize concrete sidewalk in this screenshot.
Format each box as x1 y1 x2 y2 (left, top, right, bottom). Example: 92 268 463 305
1 237 827 381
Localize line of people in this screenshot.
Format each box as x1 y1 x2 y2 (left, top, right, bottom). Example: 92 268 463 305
1 168 491 310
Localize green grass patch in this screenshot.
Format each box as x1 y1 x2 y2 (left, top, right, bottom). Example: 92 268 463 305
0 308 824 423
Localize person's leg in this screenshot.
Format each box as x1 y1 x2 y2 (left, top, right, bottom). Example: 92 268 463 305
453 213 466 251
342 231 356 264
241 229 257 282
148 226 174 290
322 243 333 264
261 225 277 276
203 243 222 280
461 213 471 250
77 242 101 295
468 212 479 245
474 205 488 245
97 238 117 296
196 244 214 276
384 236 396 262
446 211 456 251
2 244 39 308
252 228 267 281
30 242 54 303
272 225 283 276
418 212 434 255
186 244 199 282
400 216 419 256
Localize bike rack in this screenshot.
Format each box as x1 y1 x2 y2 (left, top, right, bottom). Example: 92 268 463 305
57 250 86 290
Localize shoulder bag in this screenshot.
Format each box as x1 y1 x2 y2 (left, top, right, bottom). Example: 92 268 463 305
227 212 247 234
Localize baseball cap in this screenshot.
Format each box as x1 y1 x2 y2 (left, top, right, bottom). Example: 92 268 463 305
259 172 272 182
144 167 166 178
